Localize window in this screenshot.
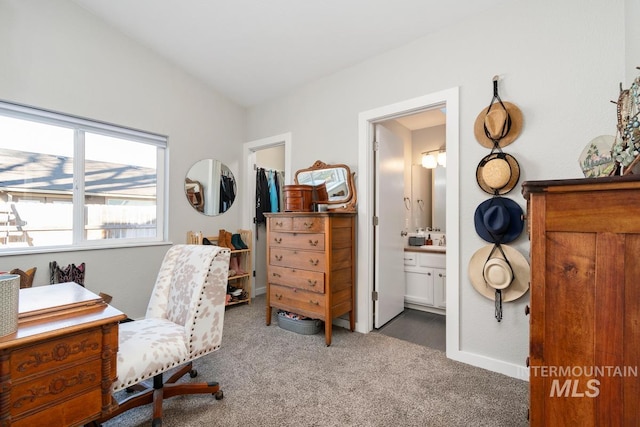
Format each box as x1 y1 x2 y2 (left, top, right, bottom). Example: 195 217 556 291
0 101 167 252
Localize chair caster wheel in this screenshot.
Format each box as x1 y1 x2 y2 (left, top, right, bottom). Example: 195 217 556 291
214 390 224 400
189 369 198 378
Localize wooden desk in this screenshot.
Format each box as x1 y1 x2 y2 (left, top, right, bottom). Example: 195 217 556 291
0 283 126 426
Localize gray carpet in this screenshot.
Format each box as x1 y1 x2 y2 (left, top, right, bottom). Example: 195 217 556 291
105 295 528 426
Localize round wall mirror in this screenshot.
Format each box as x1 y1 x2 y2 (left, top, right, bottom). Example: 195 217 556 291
185 159 236 216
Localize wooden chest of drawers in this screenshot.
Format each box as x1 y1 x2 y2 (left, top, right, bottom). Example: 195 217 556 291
523 176 640 426
264 212 356 346
0 283 125 426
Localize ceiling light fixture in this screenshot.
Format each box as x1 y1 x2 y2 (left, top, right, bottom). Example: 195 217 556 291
421 149 446 169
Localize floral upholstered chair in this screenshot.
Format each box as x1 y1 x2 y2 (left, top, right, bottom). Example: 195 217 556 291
97 244 230 426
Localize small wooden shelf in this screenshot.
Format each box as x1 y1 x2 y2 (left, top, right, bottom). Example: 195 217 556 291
187 229 252 306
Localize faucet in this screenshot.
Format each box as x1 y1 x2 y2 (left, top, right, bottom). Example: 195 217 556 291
439 235 446 246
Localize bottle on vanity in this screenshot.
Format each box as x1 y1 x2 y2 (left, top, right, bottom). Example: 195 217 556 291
426 234 433 245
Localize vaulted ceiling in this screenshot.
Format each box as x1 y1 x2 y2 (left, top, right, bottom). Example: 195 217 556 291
72 0 505 107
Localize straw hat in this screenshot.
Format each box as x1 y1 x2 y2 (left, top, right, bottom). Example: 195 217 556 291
474 197 524 244
476 152 520 195
468 244 530 302
474 101 523 148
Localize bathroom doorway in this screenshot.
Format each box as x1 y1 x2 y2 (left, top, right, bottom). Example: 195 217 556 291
357 87 460 357
374 109 447 352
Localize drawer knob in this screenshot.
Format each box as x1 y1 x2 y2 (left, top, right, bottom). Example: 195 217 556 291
524 305 530 315
309 300 319 305
274 237 282 244
427 272 431 276
308 239 318 246
303 222 314 229
275 221 283 227
274 293 282 300
275 255 283 261
307 279 317 286
309 259 319 266
272 272 281 278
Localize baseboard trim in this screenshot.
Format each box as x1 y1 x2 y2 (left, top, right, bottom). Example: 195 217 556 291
447 349 529 381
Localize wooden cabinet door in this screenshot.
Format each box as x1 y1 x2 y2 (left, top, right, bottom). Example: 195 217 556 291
528 190 640 426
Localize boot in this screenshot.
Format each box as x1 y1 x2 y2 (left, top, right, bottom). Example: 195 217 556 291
217 229 231 249
232 233 248 250
225 230 236 250
229 254 247 275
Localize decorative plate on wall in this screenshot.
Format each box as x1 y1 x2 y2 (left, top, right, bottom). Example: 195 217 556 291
579 135 616 178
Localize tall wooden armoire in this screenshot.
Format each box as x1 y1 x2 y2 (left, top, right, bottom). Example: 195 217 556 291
522 176 640 426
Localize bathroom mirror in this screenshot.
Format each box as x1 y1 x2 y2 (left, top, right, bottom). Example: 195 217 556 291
432 166 446 232
185 159 236 216
410 163 445 232
295 160 356 211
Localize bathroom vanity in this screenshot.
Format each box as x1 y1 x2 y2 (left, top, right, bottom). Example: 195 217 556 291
403 246 446 314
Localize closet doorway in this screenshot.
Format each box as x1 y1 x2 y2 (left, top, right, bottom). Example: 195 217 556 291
242 133 292 298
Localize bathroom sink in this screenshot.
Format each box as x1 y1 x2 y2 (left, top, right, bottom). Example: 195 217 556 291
419 245 446 252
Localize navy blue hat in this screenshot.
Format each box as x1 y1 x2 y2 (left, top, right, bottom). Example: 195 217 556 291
474 197 524 244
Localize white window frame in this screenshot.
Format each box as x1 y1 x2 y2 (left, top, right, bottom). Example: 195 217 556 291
0 100 169 254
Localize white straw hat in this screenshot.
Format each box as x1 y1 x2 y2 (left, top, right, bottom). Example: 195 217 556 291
468 244 530 302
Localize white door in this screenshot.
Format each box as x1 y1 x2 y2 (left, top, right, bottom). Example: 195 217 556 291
374 123 406 328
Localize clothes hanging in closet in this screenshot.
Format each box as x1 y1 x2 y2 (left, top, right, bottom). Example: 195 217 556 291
255 167 271 226
255 167 285 239
276 171 285 212
219 173 236 213
268 170 279 213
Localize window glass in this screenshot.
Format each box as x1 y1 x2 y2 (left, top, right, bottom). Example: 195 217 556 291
0 102 166 252
0 115 74 246
84 133 157 241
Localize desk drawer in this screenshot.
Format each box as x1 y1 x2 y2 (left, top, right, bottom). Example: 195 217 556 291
11 388 101 427
11 329 103 379
270 232 325 251
270 248 325 272
270 284 325 317
10 358 102 417
268 265 325 293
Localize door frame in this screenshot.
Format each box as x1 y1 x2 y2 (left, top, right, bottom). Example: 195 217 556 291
242 132 292 296
357 87 460 358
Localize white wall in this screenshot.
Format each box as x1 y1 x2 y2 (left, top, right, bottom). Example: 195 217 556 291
626 0 640 85
256 145 285 171
0 0 246 318
246 0 626 372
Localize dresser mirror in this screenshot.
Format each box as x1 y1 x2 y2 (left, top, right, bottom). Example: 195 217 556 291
185 159 236 216
294 160 356 211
